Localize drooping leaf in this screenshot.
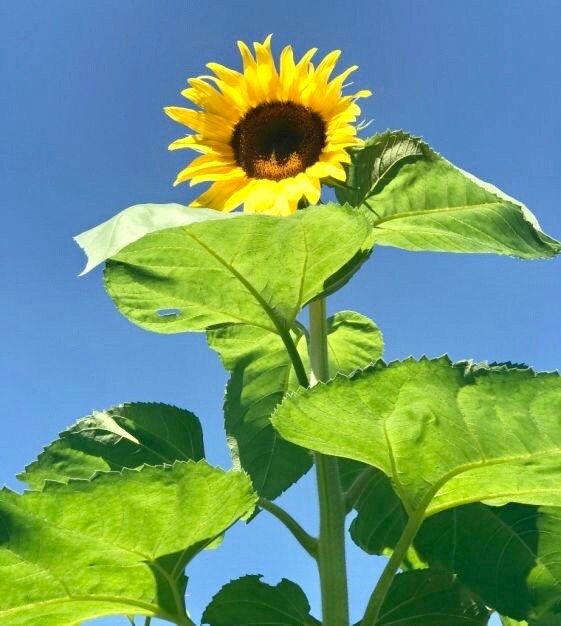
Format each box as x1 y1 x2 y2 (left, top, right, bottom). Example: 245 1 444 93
19 402 204 489
208 311 382 499
373 570 491 625
202 575 319 625
273 358 561 516
336 131 560 258
0 461 256 626
74 203 234 275
102 204 371 334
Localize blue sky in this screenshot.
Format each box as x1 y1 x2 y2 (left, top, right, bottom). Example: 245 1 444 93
1 1 560 624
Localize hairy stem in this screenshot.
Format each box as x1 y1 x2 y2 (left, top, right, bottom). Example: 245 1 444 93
361 508 426 625
309 298 350 626
259 498 318 558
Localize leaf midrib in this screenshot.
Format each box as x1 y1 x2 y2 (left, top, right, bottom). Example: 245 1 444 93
424 447 561 516
368 200 510 228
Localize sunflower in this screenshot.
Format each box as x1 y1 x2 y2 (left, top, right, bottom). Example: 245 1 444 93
164 35 371 216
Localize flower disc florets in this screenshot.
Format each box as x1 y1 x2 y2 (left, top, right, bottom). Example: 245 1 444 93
165 35 371 215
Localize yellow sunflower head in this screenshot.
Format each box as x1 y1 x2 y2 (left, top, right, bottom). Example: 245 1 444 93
164 35 371 216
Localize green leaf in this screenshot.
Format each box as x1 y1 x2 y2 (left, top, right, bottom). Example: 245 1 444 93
373 570 490 625
324 311 384 377
415 504 561 622
501 618 528 626
208 311 382 499
343 466 561 622
0 461 257 626
102 204 371 335
74 203 234 275
19 402 204 489
336 131 560 258
273 358 561 516
202 575 319 626
340 461 417 563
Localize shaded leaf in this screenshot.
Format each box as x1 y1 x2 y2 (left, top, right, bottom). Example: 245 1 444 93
102 204 371 334
336 131 560 258
374 570 490 625
19 402 204 489
416 504 561 622
208 311 382 499
273 358 561 516
0 461 256 626
344 468 561 623
202 575 319 625
340 460 421 567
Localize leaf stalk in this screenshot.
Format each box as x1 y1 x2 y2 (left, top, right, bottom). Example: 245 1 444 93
258 498 318 559
361 506 426 625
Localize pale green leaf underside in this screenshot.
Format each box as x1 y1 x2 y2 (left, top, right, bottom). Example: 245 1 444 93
202 575 319 625
337 130 560 258
74 203 234 275
273 357 561 516
207 311 383 499
0 461 256 626
103 204 371 334
19 402 204 489
375 570 490 625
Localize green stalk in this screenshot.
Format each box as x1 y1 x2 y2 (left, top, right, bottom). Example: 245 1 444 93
308 298 350 626
259 497 318 558
361 507 426 625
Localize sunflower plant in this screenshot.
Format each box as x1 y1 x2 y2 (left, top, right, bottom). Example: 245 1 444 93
2 36 561 626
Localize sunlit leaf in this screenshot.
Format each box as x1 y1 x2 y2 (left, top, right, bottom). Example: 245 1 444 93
336 131 560 258
0 461 256 626
101 204 371 334
273 358 561 515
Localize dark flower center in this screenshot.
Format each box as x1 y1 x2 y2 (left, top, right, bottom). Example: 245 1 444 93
231 101 326 181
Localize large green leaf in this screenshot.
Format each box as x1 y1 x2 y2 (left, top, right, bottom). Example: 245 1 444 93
202 575 319 625
373 570 490 625
19 402 204 489
74 203 234 275
207 311 382 499
415 504 561 622
336 131 560 258
0 461 256 626
273 358 561 516
101 204 371 334
344 465 561 622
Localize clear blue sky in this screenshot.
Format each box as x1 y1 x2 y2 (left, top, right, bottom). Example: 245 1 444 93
1 1 560 625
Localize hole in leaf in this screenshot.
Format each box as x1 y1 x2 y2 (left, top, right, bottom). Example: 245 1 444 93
157 308 182 318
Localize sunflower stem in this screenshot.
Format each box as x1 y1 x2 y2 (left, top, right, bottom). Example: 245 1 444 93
309 297 350 626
